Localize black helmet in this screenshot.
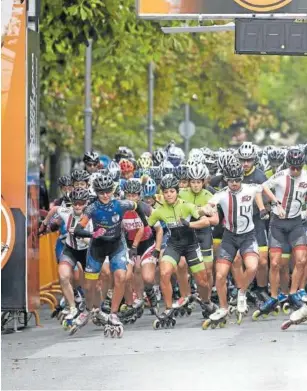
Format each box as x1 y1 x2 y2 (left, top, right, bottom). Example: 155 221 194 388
71 188 89 202
286 148 305 167
114 146 134 163
57 175 72 187
93 174 114 193
149 166 162 184
152 148 167 165
223 162 244 180
123 179 142 194
113 183 121 198
71 170 91 183
160 174 179 191
174 165 189 180
83 150 100 165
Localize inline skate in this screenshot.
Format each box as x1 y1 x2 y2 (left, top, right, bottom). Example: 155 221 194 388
104 313 124 338
69 309 90 336
62 306 79 330
119 305 138 324
145 287 159 315
278 292 290 314
202 308 228 330
229 290 249 325
91 307 109 327
51 296 66 321
281 304 307 330
172 296 194 317
252 297 280 321
153 308 176 329
282 293 303 315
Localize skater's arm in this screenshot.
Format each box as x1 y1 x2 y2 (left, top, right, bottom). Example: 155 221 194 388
41 206 59 225
131 225 145 249
189 216 210 229
74 223 93 238
153 223 163 251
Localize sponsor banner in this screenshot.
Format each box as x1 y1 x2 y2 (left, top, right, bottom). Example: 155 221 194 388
27 28 40 312
1 0 27 310
137 0 305 16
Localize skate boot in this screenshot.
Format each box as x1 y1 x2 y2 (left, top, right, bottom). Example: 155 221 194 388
200 301 218 319
234 290 249 325
246 290 262 308
172 284 181 301
74 287 86 313
172 296 194 317
285 293 303 313
252 297 280 321
228 286 238 308
145 287 159 315
133 298 145 318
51 296 66 320
202 307 228 330
62 306 78 330
278 292 290 314
255 289 271 306
154 285 162 302
104 313 124 338
153 308 176 330
297 289 307 303
189 276 198 295
69 309 90 336
281 304 307 330
91 307 108 327
211 286 219 305
118 305 138 324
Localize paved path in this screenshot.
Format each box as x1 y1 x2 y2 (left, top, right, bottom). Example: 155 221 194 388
2 306 307 390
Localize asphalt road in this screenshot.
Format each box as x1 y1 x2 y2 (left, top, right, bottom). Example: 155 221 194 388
2 305 307 391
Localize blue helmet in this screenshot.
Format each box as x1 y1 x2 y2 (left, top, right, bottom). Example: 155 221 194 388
143 177 157 198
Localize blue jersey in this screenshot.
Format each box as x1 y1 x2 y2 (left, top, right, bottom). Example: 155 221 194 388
80 199 136 241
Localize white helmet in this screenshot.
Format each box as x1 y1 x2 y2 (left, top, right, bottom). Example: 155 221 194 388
237 142 257 160
188 164 209 180
186 157 199 168
189 148 203 162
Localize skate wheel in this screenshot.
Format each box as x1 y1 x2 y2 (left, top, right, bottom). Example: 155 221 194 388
171 318 176 328
210 323 217 329
282 303 290 315
281 320 292 330
252 310 261 321
262 313 269 319
173 310 179 318
180 309 185 317
117 325 124 338
202 319 211 330
62 320 70 331
186 309 192 316
104 327 111 338
153 319 161 330
58 313 65 322
244 306 249 315
237 313 243 325
273 308 280 316
219 319 227 328
229 306 236 315
165 320 171 328
68 325 78 336
110 328 116 338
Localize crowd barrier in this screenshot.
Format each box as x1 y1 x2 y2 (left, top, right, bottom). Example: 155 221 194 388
39 232 62 313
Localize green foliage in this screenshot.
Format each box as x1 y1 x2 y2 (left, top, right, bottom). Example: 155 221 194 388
41 0 302 159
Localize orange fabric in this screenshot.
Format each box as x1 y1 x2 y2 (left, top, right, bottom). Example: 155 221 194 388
79 215 89 227
39 233 59 288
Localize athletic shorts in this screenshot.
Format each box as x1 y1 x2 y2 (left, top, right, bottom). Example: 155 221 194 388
127 237 157 267
162 242 204 273
196 227 213 263
218 229 259 264
269 215 306 252
59 244 87 269
85 238 128 279
253 214 268 250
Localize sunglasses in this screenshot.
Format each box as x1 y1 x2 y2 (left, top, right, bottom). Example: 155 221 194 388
239 159 254 163
290 166 303 171
86 163 97 167
97 189 113 195
227 178 242 184
72 201 87 206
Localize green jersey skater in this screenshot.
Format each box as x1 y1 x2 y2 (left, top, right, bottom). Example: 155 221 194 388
148 173 219 325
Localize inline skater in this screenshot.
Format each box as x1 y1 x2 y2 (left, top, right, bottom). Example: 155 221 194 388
122 179 163 320
174 165 189 189
72 173 149 337
202 161 283 328
179 163 217 317
258 148 307 317
237 142 270 303
147 174 218 328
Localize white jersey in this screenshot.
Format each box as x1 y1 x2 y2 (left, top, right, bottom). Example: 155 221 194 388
57 206 93 250
209 184 262 234
264 169 307 219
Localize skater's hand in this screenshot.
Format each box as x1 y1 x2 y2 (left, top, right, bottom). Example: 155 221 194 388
277 203 286 219
152 249 160 260
39 221 47 235
129 246 137 260
92 227 106 239
179 218 190 228
260 209 269 220
202 204 216 217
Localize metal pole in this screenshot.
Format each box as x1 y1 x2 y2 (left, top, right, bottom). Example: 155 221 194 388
84 39 93 153
147 62 154 153
184 103 190 157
